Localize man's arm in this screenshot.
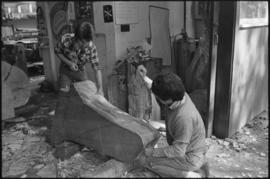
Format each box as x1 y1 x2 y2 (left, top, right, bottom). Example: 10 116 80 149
55 53 72 66
146 142 188 158
93 65 104 95
54 42 78 71
143 76 153 89
90 43 104 95
137 65 153 89
146 117 193 158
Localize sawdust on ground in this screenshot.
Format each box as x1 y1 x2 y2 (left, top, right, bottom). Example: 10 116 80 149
2 84 268 178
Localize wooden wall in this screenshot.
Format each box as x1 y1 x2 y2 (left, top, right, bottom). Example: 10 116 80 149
229 2 268 136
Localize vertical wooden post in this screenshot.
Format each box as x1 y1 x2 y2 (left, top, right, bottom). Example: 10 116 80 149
206 2 218 137
44 2 58 88
213 1 237 139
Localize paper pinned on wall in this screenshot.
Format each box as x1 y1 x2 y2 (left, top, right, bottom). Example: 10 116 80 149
150 6 171 65
115 2 138 24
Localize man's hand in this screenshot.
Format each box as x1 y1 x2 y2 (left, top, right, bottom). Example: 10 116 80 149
70 53 78 63
69 62 79 71
134 151 147 167
158 127 166 132
137 64 147 79
145 147 154 157
136 64 153 89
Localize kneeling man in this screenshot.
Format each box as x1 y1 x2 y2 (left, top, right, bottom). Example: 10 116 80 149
135 65 209 177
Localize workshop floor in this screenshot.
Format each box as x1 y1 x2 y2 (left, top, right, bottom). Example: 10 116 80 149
2 79 268 178
125 110 268 178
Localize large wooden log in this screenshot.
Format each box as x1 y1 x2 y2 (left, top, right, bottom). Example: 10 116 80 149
1 61 31 108
2 61 29 89
51 80 160 162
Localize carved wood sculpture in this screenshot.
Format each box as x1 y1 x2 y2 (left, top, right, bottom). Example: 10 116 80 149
127 63 152 121
51 80 160 162
108 57 162 122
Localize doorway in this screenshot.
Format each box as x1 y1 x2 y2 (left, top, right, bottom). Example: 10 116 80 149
174 1 219 137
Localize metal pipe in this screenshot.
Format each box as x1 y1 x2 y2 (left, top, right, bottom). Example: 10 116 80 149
184 1 186 33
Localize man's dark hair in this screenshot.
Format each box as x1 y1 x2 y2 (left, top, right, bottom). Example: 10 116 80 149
151 72 186 101
75 21 93 41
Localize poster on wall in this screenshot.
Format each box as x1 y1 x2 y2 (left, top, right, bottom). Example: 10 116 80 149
115 2 138 24
103 5 113 23
50 2 70 41
149 6 171 66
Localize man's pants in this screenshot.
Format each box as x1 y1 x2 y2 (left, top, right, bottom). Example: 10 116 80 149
143 153 205 177
59 64 88 91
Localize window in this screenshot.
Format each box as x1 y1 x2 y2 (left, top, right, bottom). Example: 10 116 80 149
19 4 30 13
2 26 14 39
239 1 268 28
32 3 37 14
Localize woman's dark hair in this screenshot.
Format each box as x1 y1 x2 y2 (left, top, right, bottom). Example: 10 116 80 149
151 72 186 101
74 21 94 41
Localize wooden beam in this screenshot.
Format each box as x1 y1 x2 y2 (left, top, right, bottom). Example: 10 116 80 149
206 2 218 137
44 2 58 88
213 1 237 139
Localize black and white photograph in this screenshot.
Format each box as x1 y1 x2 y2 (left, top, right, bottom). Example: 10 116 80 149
1 1 268 178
